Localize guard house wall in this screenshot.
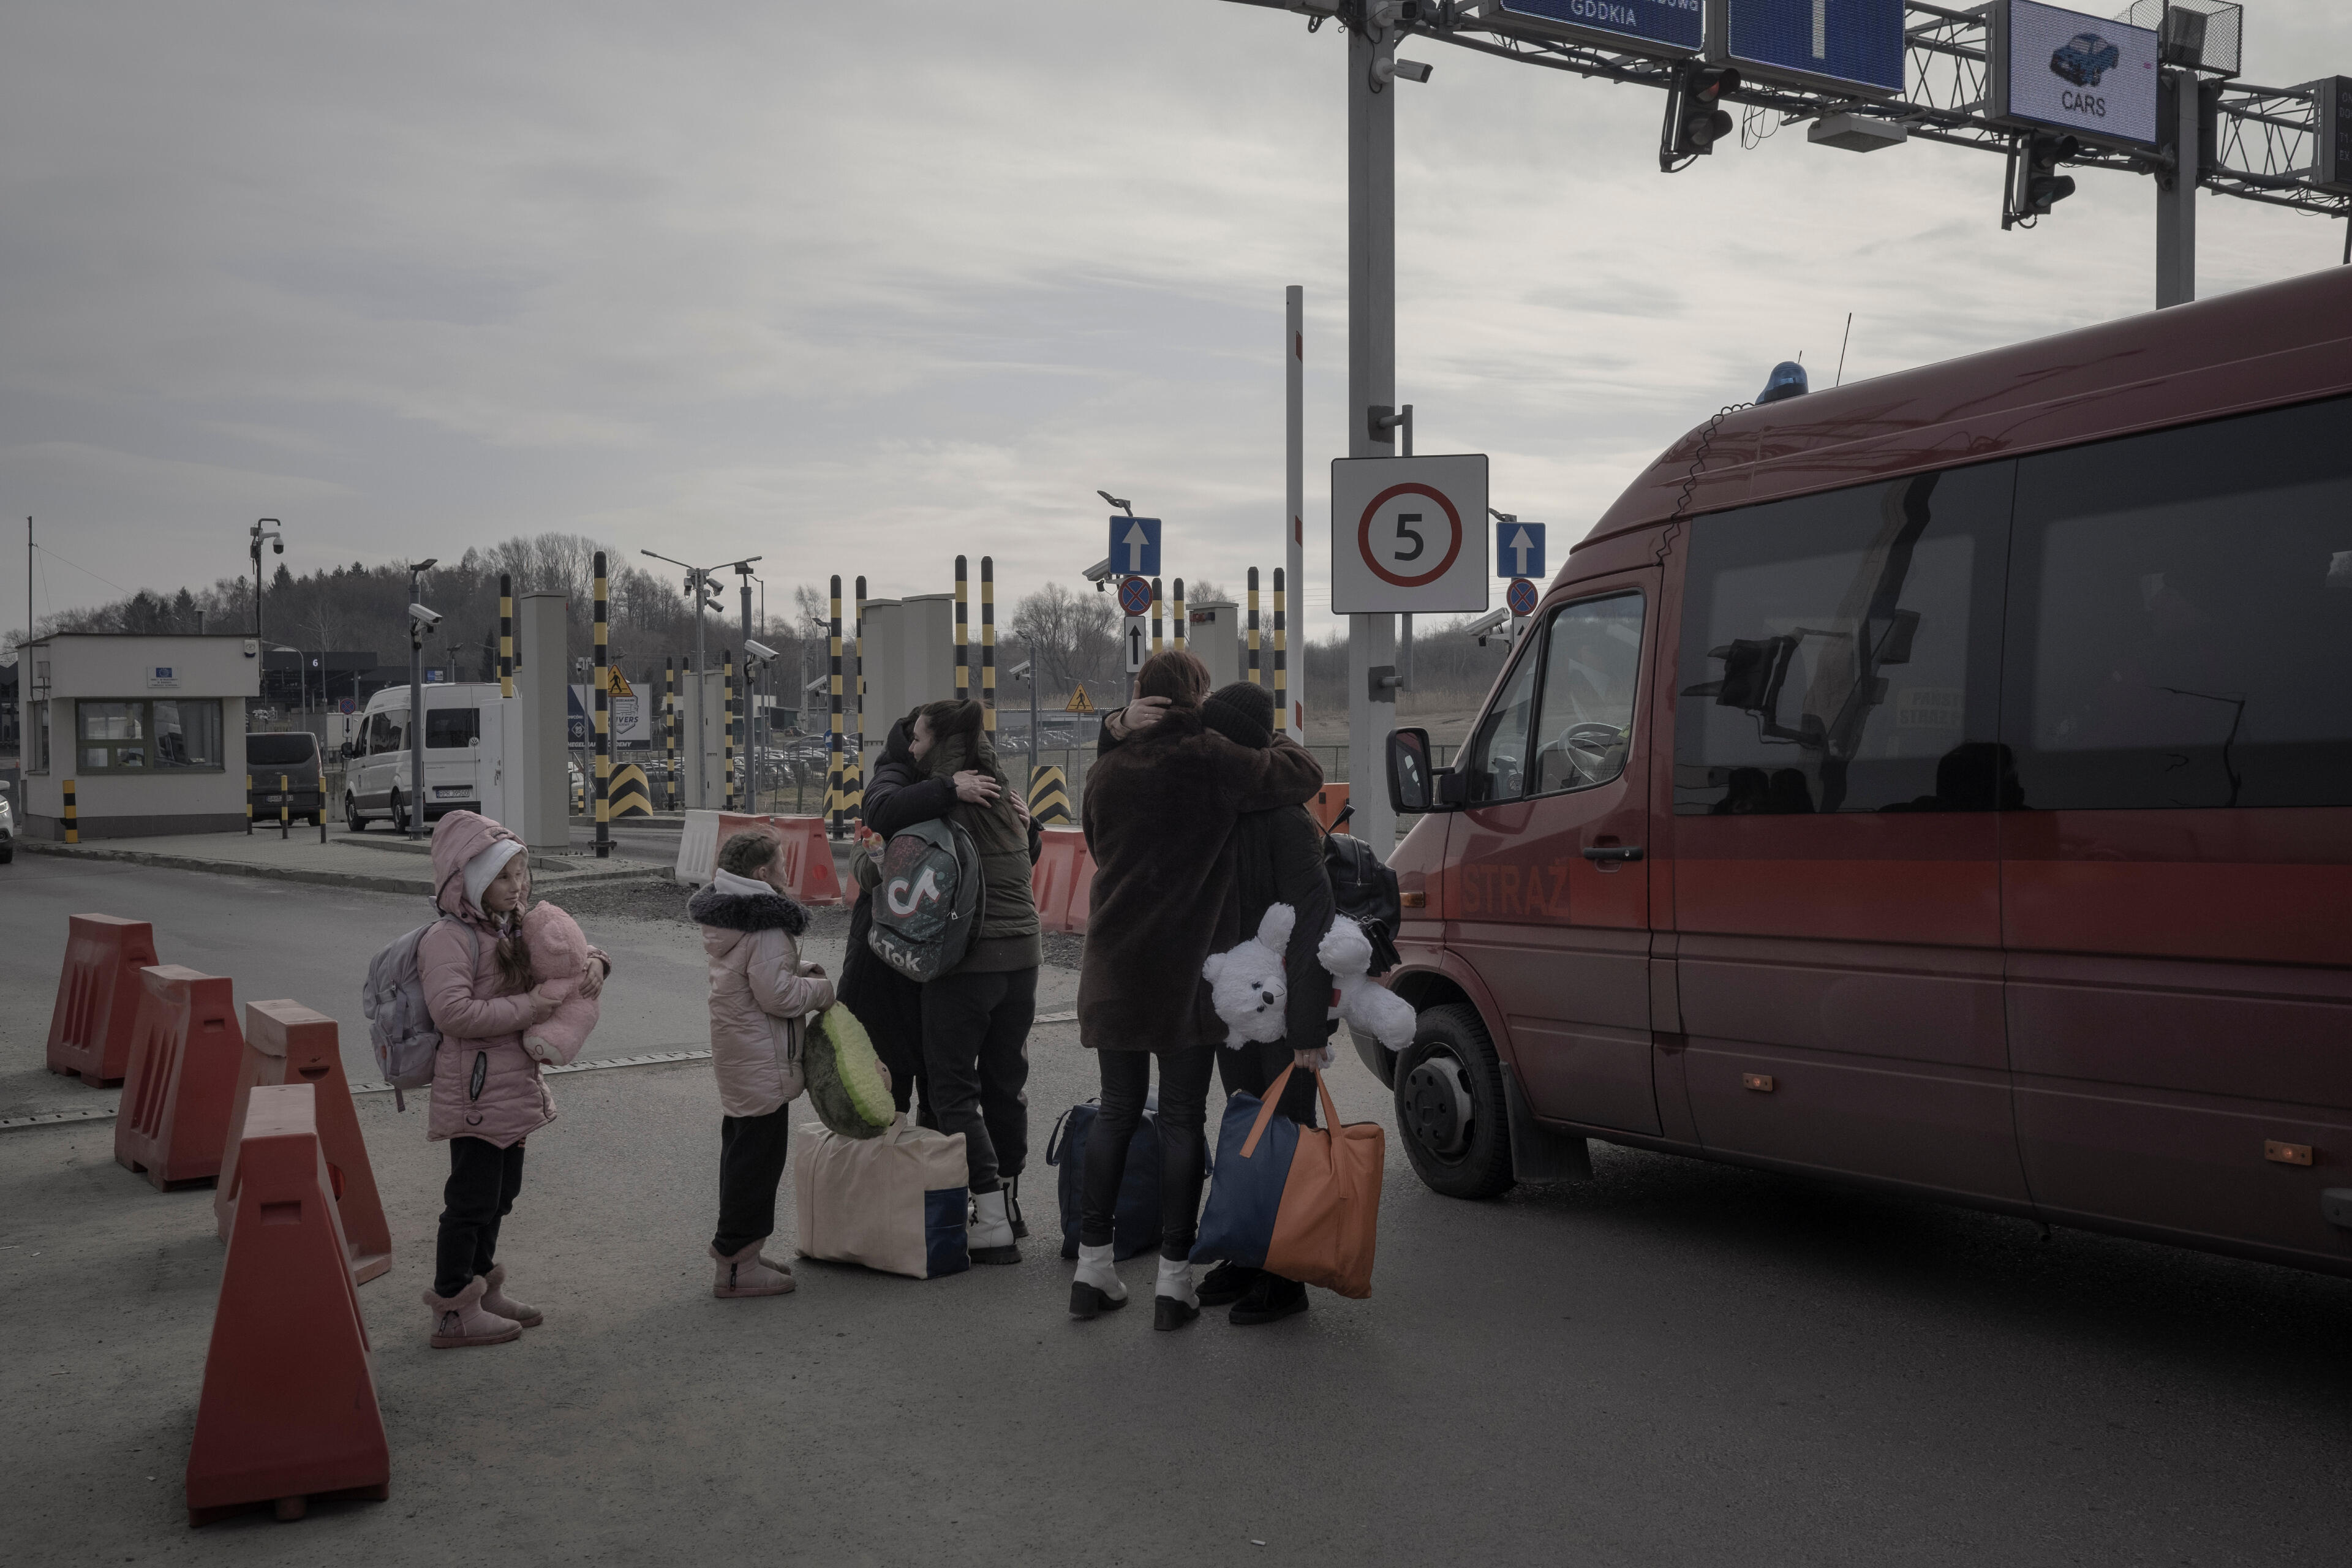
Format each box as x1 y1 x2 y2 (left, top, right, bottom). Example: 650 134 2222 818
18 634 261 840
1188 602 1240 689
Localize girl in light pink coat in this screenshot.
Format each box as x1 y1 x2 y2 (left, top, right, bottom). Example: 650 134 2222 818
418 810 610 1349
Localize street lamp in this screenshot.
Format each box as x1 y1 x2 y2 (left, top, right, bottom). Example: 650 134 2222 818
405 558 439 840
641 548 761 809
249 519 284 638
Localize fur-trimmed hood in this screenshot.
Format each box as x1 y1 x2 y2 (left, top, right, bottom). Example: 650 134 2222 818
688 881 810 937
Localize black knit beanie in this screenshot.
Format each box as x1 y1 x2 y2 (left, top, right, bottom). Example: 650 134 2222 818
1202 682 1275 750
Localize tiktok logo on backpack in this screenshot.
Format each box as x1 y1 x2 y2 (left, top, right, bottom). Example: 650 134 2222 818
886 867 943 918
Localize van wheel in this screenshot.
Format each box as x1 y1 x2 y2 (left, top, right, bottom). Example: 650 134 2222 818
1394 1003 1515 1200
389 791 410 835
344 795 364 831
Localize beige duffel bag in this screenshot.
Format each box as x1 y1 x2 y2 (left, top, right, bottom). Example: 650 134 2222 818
792 1116 971 1278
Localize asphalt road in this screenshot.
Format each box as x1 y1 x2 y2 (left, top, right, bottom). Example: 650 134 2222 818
4 853 2350 1564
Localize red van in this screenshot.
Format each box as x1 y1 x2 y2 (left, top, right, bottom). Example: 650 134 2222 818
1374 265 2352 1280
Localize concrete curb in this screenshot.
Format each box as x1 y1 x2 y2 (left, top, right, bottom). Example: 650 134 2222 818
17 838 666 897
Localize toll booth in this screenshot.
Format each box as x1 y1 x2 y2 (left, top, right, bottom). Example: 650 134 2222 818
15 634 262 839
1187 601 1241 688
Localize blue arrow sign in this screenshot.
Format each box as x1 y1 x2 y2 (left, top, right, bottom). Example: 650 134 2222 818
1725 0 1906 96
1109 516 1161 578
1496 521 1546 580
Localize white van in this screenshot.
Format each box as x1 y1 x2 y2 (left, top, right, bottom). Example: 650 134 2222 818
344 682 500 833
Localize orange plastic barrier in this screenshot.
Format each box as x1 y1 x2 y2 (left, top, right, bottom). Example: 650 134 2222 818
216 1001 391 1286
1308 783 1352 835
116 966 244 1191
45 913 161 1086
1030 826 1097 935
186 1083 390 1526
767 815 844 906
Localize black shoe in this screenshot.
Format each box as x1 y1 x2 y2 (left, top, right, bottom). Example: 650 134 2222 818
1153 1294 1200 1332
1007 1177 1028 1240
1228 1275 1308 1327
1069 1281 1128 1320
1197 1262 1260 1307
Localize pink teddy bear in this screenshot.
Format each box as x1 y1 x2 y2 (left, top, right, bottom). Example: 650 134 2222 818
519 902 601 1067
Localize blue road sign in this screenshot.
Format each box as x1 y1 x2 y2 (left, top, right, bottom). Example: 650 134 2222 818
1498 0 1703 53
1725 0 1906 96
1506 577 1540 617
1117 575 1154 617
1496 520 1547 580
1109 515 1162 578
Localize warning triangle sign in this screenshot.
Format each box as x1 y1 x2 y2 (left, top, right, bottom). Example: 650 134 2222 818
1064 683 1095 714
607 666 635 698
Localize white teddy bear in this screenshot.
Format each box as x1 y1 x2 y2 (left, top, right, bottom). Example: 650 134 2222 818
1202 902 1417 1057
1318 914 1417 1052
1200 904 1294 1047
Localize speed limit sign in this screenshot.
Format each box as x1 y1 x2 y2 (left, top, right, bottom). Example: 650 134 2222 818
1329 453 1489 614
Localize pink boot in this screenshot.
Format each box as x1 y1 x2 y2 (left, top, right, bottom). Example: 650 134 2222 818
424 1276 521 1348
481 1264 543 1329
711 1242 795 1298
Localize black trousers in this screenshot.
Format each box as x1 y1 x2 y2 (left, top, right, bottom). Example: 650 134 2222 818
841 891 930 1124
921 966 1036 1196
712 1104 793 1256
434 1137 526 1298
1218 1039 1320 1129
1083 1046 1215 1262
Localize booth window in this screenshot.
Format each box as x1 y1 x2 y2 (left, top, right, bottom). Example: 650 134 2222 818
75 699 224 773
26 701 50 774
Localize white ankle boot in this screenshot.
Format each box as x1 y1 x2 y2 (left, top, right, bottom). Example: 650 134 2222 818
969 1188 1019 1265
1153 1255 1200 1332
1069 1242 1127 1319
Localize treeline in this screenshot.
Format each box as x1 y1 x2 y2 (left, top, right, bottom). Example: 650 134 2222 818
1298 615 1510 717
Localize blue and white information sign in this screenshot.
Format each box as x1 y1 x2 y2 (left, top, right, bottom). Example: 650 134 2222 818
1723 0 1906 98
1108 516 1161 578
1497 0 1703 56
1496 520 1547 581
1990 0 2160 148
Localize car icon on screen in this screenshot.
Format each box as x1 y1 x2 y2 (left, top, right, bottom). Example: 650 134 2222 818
2049 32 2120 87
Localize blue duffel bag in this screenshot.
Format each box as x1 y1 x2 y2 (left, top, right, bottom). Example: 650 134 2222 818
1045 1096 1164 1261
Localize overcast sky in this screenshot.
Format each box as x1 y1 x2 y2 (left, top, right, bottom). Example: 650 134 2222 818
4 0 2346 646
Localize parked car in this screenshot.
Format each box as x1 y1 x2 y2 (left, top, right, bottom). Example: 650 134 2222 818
2049 31 2119 86
245 731 325 826
1374 265 2352 1282
0 786 14 862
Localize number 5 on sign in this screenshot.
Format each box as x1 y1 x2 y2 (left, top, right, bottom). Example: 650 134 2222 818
1328 453 1490 614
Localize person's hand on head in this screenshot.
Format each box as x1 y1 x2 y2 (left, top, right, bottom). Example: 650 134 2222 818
953 770 1000 804
1114 696 1172 739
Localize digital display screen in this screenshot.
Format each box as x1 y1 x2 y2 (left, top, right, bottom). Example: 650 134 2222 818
1997 0 2160 146
1724 0 1906 97
1497 0 1704 55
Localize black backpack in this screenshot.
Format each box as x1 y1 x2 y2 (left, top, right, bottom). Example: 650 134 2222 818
865 816 986 981
1322 805 1401 978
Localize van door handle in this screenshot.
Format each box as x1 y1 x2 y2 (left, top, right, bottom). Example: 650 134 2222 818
1580 845 1644 864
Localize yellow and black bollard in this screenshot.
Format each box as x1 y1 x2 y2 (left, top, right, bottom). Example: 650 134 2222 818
1248 568 1262 686
852 576 867 823
499 575 514 699
664 655 678 812
1172 578 1187 654
245 773 254 835
826 576 845 840
1274 567 1291 737
64 778 79 845
1152 577 1164 657
981 555 997 735
593 551 611 859
954 556 969 701
722 650 736 812
279 772 290 840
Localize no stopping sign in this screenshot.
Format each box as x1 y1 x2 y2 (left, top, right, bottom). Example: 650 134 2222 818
1329 453 1489 614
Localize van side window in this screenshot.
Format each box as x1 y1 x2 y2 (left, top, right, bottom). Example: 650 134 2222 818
2004 394 2352 810
1461 641 1540 805
370 712 404 754
1529 593 1644 794
426 707 480 748
1675 461 2011 815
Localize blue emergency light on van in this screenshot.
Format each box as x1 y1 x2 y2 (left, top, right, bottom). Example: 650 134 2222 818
1757 360 1809 405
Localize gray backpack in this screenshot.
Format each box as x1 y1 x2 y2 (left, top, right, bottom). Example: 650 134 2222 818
865 816 985 982
361 917 478 1110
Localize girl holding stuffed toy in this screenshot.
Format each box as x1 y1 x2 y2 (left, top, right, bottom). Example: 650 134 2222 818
417 810 609 1349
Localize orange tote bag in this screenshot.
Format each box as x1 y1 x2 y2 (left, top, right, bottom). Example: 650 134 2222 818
1249 1066 1385 1300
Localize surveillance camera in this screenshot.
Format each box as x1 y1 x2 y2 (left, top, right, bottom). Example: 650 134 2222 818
273 538 285 554
1082 557 1114 589
744 639 779 664
1375 56 1433 85
409 603 443 632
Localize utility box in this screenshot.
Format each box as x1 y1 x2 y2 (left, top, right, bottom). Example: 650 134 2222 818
676 666 731 811
1188 602 1241 689
16 633 261 839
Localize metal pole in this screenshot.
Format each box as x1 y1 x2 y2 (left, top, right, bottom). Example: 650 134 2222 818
2158 67 2199 308
407 564 425 840
693 572 708 810
741 579 755 812
1285 284 1305 741
594 552 610 859
1028 636 1041 799
1349 9 1399 851
828 576 844 839
665 655 676 812
1248 567 1261 685
981 556 997 734
854 575 867 821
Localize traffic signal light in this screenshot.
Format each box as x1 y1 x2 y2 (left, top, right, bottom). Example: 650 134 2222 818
2025 133 2079 215
1662 67 1740 167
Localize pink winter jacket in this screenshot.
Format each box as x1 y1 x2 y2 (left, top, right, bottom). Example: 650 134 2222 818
420 811 610 1147
687 873 834 1120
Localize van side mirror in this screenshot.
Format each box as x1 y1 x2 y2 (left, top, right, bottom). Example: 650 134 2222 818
1389 728 1457 815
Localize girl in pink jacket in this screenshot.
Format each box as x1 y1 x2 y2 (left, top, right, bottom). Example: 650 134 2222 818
419 810 610 1349
687 829 836 1298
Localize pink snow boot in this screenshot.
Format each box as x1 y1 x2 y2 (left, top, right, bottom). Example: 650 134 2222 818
481 1264 543 1328
424 1276 522 1348
711 1242 796 1298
